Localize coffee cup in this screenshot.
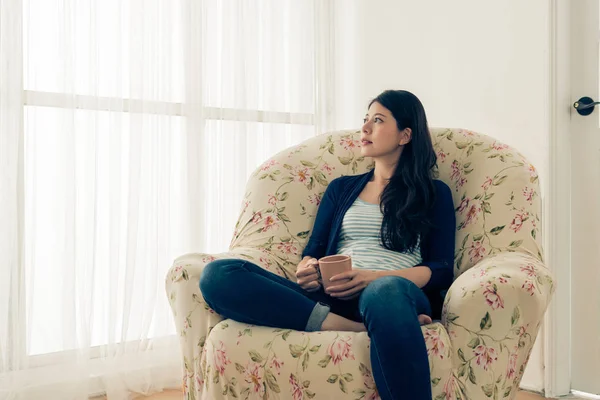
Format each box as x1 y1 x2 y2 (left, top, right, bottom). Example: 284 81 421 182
318 255 352 291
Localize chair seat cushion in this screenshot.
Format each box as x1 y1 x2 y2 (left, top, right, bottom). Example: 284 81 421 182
199 319 455 399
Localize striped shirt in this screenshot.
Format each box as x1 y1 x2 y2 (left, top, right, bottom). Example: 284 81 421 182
335 197 422 271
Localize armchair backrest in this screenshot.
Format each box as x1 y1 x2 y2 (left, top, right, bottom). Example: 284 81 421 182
229 129 543 280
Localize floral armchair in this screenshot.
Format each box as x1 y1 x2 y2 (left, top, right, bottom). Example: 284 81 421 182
166 128 555 400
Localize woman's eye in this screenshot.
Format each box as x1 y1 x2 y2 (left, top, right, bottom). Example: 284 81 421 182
374 117 382 123
362 118 368 123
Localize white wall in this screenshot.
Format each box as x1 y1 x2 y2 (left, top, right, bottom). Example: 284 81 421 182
333 0 550 392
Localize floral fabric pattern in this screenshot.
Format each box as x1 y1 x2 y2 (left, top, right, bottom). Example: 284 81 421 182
166 129 555 399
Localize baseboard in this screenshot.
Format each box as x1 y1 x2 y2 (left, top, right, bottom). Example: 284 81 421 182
519 384 545 396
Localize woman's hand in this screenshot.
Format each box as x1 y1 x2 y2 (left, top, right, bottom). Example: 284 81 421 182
326 269 379 299
295 257 321 292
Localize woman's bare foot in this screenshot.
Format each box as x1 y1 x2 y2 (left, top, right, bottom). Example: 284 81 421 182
418 314 432 325
321 313 367 332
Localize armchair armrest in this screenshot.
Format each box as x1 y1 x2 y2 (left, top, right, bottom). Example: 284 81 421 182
166 252 225 344
165 251 239 394
441 252 555 399
165 248 290 397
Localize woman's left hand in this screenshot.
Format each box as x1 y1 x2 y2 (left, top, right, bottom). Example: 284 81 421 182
326 269 379 299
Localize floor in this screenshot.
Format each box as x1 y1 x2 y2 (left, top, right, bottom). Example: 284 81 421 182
107 389 556 400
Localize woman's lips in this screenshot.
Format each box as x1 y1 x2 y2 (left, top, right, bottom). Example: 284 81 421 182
361 140 372 146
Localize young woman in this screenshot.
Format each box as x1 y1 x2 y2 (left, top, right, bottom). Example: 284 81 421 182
200 90 455 399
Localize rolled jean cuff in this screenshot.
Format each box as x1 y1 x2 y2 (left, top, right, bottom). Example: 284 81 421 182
305 302 330 332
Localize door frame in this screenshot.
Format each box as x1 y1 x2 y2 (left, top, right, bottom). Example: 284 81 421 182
544 0 571 397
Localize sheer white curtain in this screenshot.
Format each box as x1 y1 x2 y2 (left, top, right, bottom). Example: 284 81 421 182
0 0 334 398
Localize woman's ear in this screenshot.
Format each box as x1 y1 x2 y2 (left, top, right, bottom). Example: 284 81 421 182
399 128 412 146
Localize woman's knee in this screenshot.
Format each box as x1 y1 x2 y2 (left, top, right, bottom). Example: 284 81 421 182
364 276 417 298
359 276 422 313
199 259 245 300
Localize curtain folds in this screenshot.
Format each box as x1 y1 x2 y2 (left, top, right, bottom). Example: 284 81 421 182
0 0 334 398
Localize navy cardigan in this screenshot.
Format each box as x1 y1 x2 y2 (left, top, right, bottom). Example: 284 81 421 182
301 169 456 318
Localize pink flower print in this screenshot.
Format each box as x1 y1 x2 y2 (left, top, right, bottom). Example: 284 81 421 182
263 215 279 232
289 373 303 400
363 370 375 389
369 394 380 400
260 159 278 171
270 356 284 375
424 329 446 359
202 255 216 263
522 280 536 296
457 176 467 188
360 369 380 399
327 336 355 365
340 137 360 150
244 362 265 396
322 163 335 175
267 194 277 206
457 197 470 213
173 265 183 276
464 203 482 226
450 161 462 182
506 351 518 380
468 240 486 264
522 187 534 204
518 325 528 337
510 212 526 233
291 166 311 184
437 150 447 163
259 256 273 271
520 264 537 278
252 211 262 224
498 277 508 284
213 341 231 376
308 193 322 206
443 374 459 400
474 345 498 371
483 283 504 310
491 141 509 150
196 372 204 389
242 200 250 213
528 163 538 178
482 176 493 190
277 242 298 255
367 391 381 400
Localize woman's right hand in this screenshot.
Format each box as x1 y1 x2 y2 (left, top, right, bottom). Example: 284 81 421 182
296 257 321 292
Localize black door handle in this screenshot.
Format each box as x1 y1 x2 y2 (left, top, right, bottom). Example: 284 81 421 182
573 96 600 116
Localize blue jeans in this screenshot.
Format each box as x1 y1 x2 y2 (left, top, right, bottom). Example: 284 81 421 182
200 259 432 400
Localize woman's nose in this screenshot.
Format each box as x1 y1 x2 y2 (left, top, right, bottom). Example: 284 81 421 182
362 121 371 134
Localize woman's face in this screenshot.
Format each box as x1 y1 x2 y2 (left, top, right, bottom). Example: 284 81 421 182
360 102 411 159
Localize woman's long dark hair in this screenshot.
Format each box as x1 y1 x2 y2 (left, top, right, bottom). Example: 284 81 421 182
372 90 437 253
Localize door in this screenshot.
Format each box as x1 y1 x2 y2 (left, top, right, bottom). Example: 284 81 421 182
570 0 600 395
